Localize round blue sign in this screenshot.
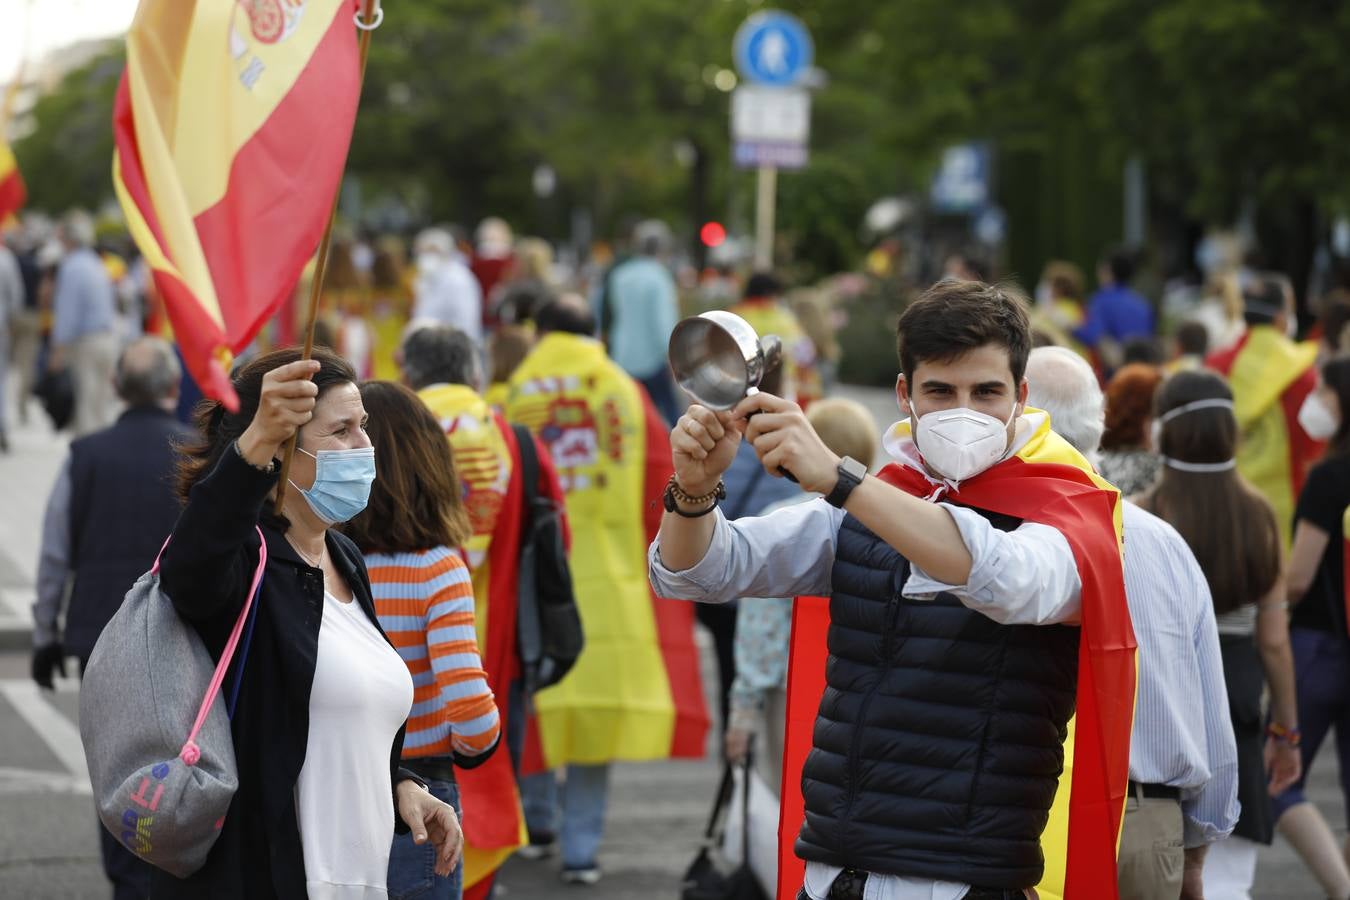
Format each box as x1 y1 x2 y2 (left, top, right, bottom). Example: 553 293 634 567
733 11 814 87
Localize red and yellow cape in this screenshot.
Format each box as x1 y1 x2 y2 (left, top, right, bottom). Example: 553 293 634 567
777 412 1135 900
1207 326 1323 547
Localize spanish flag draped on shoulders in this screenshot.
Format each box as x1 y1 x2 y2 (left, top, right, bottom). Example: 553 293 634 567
777 410 1135 900
418 382 565 895
1207 325 1322 546
505 332 709 766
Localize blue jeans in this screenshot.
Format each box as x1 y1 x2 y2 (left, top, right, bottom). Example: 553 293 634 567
520 763 611 868
387 780 463 900
1272 627 1350 823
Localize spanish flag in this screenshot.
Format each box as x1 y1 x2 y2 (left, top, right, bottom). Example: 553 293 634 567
506 333 710 768
418 383 546 895
777 412 1135 900
0 136 25 221
112 0 364 410
1207 326 1323 547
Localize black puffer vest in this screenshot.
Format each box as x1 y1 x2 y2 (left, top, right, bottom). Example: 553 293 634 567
794 509 1080 889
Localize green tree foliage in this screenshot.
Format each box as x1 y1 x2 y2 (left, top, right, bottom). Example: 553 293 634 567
11 1 1350 276
12 46 124 215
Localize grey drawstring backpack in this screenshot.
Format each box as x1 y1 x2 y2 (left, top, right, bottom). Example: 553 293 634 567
79 527 266 878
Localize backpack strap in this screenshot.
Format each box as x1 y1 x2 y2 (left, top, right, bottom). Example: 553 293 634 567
512 423 540 515
178 525 267 767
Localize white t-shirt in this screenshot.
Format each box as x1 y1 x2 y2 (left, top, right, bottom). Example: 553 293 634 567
296 591 414 900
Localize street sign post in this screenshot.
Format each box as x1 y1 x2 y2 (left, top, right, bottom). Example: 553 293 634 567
731 11 814 269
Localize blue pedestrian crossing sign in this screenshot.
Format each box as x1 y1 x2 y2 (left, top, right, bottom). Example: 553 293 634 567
734 11 814 87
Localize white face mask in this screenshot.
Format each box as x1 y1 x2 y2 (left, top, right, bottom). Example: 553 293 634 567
1298 392 1339 441
911 402 1017 482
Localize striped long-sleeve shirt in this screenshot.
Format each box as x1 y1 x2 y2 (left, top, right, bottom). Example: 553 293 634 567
366 546 500 759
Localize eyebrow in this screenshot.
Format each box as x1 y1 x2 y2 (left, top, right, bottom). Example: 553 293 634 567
919 380 1008 391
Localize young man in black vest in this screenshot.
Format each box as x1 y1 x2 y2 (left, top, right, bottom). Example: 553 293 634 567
651 280 1130 900
31 335 193 900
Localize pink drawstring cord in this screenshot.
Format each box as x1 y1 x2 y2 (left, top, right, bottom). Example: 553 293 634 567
165 526 267 767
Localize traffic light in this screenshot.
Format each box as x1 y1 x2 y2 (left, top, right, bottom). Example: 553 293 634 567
700 221 727 248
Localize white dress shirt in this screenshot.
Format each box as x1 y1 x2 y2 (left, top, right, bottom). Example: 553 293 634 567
649 416 1084 899
1121 502 1240 847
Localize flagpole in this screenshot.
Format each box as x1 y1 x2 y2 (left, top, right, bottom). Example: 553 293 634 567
274 0 382 515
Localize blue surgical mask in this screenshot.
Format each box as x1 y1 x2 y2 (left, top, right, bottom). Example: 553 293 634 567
290 446 376 525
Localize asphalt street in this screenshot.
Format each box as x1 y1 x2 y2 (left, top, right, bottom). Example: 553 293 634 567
0 384 1343 899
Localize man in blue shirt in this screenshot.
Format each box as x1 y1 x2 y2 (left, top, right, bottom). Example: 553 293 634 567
1074 248 1155 357
49 211 119 436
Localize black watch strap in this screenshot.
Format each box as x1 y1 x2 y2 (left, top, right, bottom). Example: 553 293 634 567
825 456 867 508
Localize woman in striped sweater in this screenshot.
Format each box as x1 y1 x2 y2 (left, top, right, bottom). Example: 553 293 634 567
345 381 501 900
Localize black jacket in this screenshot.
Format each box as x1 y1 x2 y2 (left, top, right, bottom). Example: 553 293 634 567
66 406 191 657
152 446 416 899
795 511 1080 889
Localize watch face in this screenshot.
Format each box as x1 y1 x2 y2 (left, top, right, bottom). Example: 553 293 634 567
841 456 867 481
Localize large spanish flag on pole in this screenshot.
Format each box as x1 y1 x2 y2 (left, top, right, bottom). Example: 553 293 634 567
112 0 364 410
777 412 1135 900
0 136 25 222
1207 325 1323 548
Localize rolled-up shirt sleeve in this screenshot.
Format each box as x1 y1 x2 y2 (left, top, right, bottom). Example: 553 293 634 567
649 497 843 604
903 503 1083 626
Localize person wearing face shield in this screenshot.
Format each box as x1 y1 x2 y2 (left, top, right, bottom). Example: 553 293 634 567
150 347 463 900
1206 271 1323 547
650 281 1136 900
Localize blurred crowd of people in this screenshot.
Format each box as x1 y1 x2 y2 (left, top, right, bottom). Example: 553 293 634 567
8 201 1350 900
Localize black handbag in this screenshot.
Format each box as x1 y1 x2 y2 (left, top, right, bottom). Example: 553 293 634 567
681 748 770 900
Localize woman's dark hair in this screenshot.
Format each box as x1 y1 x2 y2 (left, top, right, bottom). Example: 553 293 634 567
342 381 471 555
1320 354 1350 459
896 280 1032 385
1101 364 1163 451
175 347 358 531
1141 370 1281 614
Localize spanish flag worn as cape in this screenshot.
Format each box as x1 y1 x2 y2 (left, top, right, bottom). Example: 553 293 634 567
1207 326 1323 547
0 136 25 222
420 384 570 894
113 0 364 410
777 412 1135 900
506 333 709 766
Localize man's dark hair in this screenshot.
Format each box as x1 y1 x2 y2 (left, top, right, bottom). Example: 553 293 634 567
1240 271 1291 326
1104 247 1136 286
1122 337 1164 366
744 271 782 300
1101 248 1134 287
402 325 480 391
896 280 1033 385
536 297 597 337
1176 321 1209 357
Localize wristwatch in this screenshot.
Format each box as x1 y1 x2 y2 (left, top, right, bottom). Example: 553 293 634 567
825 456 868 508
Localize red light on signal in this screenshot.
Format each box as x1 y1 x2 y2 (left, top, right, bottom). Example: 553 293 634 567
700 221 727 247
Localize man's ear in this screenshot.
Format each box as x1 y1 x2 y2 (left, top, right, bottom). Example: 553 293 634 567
895 373 911 417
1017 377 1030 411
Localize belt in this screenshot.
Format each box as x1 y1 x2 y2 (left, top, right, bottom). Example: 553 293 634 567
401 755 456 784
823 870 1025 900
1129 780 1181 801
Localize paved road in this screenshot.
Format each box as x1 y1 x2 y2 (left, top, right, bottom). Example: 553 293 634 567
0 384 1344 898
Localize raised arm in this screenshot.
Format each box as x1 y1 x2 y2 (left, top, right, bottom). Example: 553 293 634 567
159 360 320 633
